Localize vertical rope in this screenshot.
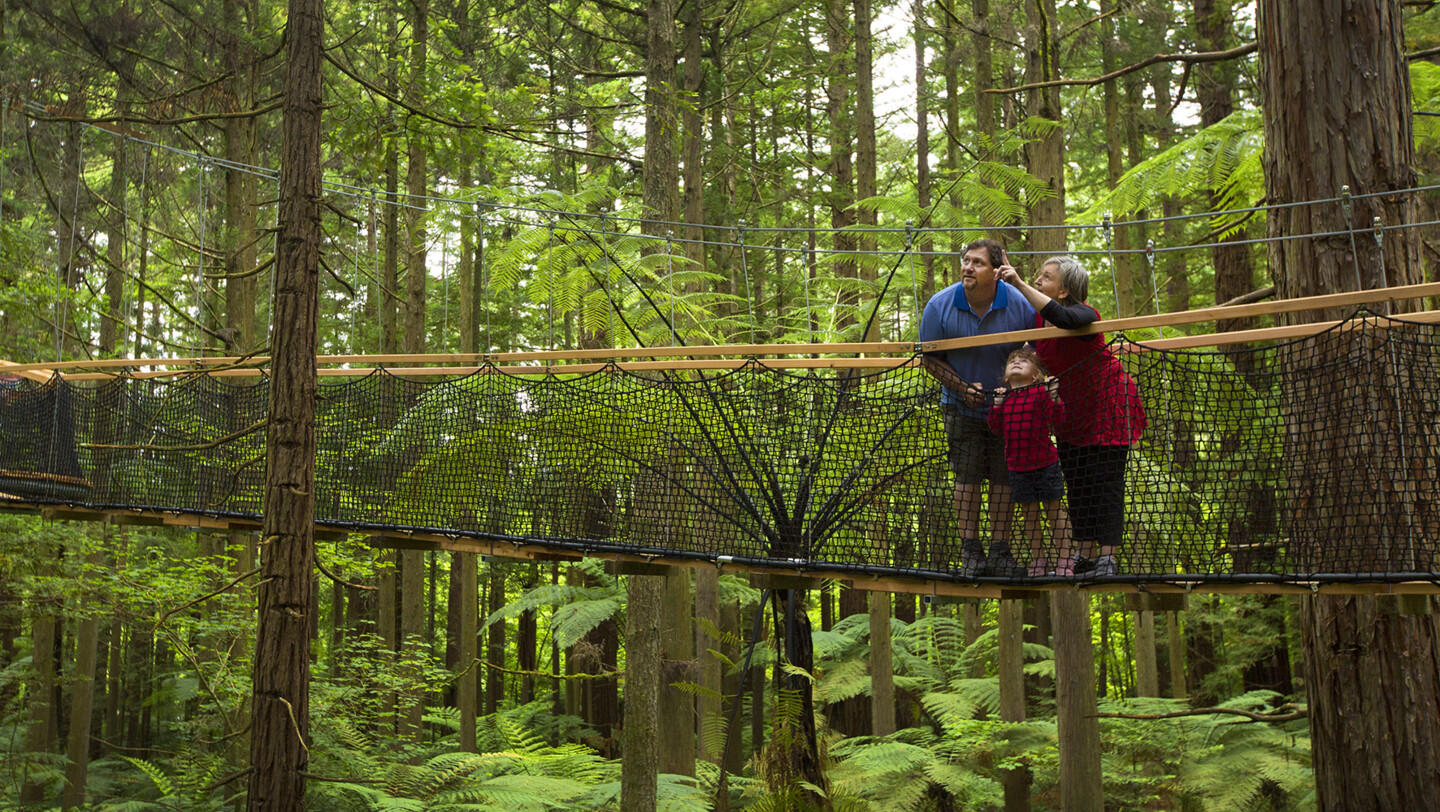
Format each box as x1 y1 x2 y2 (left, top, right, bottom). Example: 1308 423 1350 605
905 221 919 340
600 212 612 346
1372 215 1390 315
804 247 814 345
1103 212 1119 315
1146 240 1163 339
119 136 131 343
196 156 207 350
59 125 84 361
738 220 755 344
1340 185 1365 293
478 204 489 351
135 145 149 356
371 188 381 352
351 211 362 355
666 229 677 345
547 222 555 352
441 206 449 353
0 100 7 235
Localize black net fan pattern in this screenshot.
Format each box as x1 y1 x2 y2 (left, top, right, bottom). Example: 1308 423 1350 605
2 309 1438 585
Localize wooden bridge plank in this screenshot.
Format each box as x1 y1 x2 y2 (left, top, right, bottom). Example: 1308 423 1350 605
5 499 1438 596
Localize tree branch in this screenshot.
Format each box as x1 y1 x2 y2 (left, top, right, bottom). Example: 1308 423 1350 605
316 557 376 591
324 51 477 129
154 567 264 630
989 43 1258 95
1094 705 1305 723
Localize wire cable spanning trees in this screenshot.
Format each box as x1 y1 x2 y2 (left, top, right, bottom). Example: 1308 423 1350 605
6 105 1440 369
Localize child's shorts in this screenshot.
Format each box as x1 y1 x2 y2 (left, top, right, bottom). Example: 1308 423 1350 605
1010 461 1064 503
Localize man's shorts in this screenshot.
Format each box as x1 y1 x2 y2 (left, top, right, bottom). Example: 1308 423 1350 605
942 404 1009 486
1010 460 1064 503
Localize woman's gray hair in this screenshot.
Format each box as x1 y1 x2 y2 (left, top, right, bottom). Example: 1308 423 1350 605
1043 255 1089 303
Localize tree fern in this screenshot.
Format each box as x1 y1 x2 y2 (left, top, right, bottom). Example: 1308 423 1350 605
1078 109 1265 224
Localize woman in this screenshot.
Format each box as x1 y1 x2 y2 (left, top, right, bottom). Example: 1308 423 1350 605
998 254 1146 576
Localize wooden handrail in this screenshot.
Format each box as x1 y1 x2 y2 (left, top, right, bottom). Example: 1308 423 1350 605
15 280 1440 378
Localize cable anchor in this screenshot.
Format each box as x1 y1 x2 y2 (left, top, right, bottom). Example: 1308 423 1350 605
1372 215 1384 247
1340 185 1353 221
904 219 915 250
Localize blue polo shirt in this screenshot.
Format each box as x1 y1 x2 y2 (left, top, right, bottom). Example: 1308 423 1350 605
919 279 1036 418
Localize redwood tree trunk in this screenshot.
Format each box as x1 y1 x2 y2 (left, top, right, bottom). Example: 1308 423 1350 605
247 0 321 805
1259 2 1440 808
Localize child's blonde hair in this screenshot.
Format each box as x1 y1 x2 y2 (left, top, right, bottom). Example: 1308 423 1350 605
1005 346 1048 380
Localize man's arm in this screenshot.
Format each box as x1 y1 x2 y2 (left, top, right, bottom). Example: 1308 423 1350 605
922 355 985 407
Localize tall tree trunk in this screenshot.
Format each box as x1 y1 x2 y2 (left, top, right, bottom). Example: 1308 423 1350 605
1133 609 1158 697
854 0 877 339
224 0 259 354
914 0 934 301
1260 3 1440 808
695 568 723 765
1051 591 1102 810
826 0 856 327
622 574 663 811
680 0 705 301
398 0 430 735
486 562 506 714
998 599 1030 811
660 569 696 775
868 592 895 736
402 0 430 355
1023 0 1064 255
21 595 57 803
457 553 478 751
61 542 103 810
1100 0 1137 315
247 0 321 804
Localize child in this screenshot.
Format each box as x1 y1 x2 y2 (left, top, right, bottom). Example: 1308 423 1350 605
989 347 1075 576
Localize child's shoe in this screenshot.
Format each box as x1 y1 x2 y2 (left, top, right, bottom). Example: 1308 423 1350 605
1027 558 1050 577
1052 555 1080 577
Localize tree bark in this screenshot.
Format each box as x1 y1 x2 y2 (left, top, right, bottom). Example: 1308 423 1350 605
1260 2 1440 808
457 553 478 752
695 567 722 765
1134 610 1158 697
1166 611 1187 699
868 591 895 736
61 544 103 811
1050 591 1102 810
1023 0 1064 255
247 0 321 805
998 599 1030 811
660 568 696 775
622 574 663 811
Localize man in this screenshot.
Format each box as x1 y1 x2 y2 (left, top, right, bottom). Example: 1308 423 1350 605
919 239 1035 576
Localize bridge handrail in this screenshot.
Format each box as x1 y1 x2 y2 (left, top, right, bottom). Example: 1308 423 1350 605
6 281 1439 379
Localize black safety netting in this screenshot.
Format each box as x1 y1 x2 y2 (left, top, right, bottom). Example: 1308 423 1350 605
2 308 1438 584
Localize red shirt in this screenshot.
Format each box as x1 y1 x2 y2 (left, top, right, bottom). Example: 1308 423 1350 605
1033 306 1147 447
988 385 1065 472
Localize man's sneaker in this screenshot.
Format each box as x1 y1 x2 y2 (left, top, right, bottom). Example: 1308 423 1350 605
1027 558 1051 578
1071 555 1096 575
960 539 989 578
986 542 1023 578
1091 554 1120 577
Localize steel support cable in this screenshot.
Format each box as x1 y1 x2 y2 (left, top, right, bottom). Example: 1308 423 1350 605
40 101 1440 243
